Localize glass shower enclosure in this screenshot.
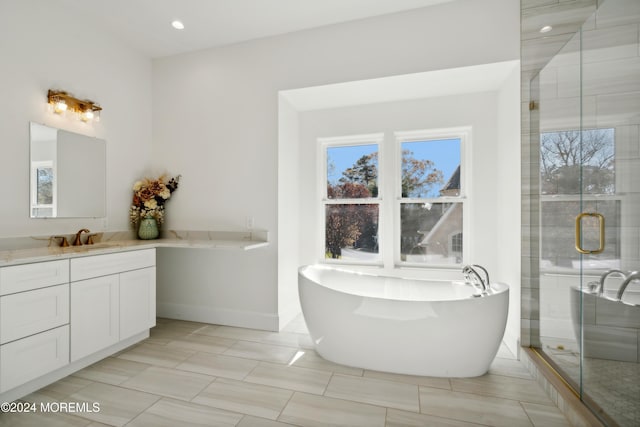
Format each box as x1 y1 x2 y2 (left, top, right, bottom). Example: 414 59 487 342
531 0 640 425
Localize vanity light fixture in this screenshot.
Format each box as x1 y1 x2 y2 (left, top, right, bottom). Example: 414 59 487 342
47 90 102 123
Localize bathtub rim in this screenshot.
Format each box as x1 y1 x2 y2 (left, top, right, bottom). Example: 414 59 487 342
571 286 640 308
299 264 509 303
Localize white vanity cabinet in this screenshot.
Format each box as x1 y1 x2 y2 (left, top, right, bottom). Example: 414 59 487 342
70 249 156 361
0 248 156 401
0 260 70 393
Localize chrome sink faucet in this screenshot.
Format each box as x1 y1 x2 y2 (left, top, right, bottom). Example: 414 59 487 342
73 228 90 246
462 264 490 293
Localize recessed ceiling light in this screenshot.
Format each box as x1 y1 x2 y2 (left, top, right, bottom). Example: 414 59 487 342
171 20 185 30
539 25 552 33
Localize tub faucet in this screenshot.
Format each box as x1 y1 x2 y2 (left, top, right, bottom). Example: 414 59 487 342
598 269 627 297
616 271 640 301
462 264 490 293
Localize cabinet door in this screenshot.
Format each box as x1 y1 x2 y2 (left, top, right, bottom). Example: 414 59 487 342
120 267 156 340
0 325 69 393
70 275 119 362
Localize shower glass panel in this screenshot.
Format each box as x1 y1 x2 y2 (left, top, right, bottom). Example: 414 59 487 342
535 0 640 425
536 22 583 389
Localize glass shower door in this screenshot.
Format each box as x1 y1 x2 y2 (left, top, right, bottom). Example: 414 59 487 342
578 1 640 425
536 0 640 425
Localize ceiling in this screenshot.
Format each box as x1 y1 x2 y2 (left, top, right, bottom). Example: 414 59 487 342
61 0 457 58
281 61 520 111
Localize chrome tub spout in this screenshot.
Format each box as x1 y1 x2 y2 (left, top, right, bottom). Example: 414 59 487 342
599 269 627 297
462 264 490 293
617 271 640 301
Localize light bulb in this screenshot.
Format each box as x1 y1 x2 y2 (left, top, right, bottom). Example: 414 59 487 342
171 20 184 30
81 110 94 122
53 100 67 114
540 25 552 33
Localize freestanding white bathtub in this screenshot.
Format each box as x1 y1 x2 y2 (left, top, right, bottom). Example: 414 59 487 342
298 265 509 377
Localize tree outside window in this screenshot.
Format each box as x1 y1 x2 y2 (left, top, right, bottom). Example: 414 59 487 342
325 143 379 261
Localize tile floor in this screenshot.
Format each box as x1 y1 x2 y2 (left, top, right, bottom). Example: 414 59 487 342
545 345 640 427
0 316 572 426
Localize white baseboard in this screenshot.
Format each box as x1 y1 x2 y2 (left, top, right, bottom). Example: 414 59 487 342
157 302 279 331
277 305 302 331
0 331 148 404
503 328 520 359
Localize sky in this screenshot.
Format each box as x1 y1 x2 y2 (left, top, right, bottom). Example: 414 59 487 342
327 138 461 197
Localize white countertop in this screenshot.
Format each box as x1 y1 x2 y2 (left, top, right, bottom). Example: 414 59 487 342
0 229 269 267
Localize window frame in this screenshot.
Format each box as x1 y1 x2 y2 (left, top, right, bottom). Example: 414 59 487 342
319 133 384 266
394 127 470 268
317 127 471 269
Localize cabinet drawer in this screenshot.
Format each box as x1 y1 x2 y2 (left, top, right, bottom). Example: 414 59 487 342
0 325 69 393
0 260 69 296
70 249 155 282
0 284 69 344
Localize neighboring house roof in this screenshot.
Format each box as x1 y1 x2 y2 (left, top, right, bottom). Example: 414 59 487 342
439 165 460 196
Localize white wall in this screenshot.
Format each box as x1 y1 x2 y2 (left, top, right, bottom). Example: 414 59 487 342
152 0 519 330
0 0 152 237
277 98 301 328
297 92 499 272
496 65 522 355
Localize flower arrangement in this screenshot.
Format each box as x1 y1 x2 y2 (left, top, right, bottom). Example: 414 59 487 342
129 174 180 226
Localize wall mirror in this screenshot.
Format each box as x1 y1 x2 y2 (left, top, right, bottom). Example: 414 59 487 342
30 122 106 218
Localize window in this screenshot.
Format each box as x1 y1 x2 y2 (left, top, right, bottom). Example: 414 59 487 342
321 134 382 263
450 232 463 254
30 160 56 217
540 128 619 270
320 128 468 268
396 131 465 266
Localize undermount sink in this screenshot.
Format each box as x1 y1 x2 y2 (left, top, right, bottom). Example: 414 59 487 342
63 241 121 251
